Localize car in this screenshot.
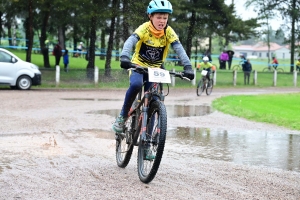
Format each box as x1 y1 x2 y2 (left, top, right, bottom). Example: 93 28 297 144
0 48 41 90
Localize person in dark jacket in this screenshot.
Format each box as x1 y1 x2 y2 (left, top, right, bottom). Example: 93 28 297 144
227 50 234 70
53 41 62 67
242 59 252 85
63 49 69 72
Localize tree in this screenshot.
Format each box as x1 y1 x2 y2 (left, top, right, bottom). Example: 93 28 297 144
249 0 300 72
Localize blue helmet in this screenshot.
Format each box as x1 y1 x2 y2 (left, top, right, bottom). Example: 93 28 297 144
147 0 173 14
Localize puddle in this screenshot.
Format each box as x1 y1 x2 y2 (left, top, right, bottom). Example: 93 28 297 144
89 105 213 117
167 127 300 172
61 98 121 101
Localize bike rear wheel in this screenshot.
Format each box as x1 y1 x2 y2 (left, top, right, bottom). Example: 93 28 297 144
116 113 136 168
196 79 204 96
137 100 167 183
206 79 214 95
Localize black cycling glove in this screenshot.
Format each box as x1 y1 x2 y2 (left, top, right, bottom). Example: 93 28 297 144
120 56 132 69
183 65 195 80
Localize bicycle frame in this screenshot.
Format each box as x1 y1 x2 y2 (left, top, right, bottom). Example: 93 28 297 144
115 66 188 183
129 81 164 139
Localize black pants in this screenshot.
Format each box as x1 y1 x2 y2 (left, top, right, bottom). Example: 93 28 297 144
228 60 232 70
220 60 226 69
244 72 251 84
55 56 61 66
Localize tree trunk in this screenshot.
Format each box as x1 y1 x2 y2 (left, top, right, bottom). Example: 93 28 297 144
26 0 34 63
105 0 118 77
86 15 97 80
186 11 196 59
115 15 120 61
100 29 105 60
289 0 296 72
122 0 130 43
40 10 51 68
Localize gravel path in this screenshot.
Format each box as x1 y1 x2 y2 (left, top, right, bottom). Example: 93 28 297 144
0 87 300 200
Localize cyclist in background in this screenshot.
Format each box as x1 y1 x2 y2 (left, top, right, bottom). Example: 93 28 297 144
112 0 194 134
271 56 279 69
197 56 215 86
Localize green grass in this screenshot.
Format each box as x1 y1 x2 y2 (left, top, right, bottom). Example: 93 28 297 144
212 93 300 130
2 48 300 130
2 48 300 89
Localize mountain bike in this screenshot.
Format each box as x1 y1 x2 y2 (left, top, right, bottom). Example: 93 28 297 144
115 66 189 183
196 69 213 96
262 64 284 72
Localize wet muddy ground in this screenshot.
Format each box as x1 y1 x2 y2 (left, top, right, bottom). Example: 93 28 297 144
1 87 300 199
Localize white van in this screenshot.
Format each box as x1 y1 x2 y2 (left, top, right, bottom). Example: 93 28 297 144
0 48 41 90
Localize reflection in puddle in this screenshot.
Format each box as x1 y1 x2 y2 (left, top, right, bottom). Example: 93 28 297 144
89 105 213 117
167 127 300 172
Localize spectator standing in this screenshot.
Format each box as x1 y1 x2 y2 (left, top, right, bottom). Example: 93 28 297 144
296 58 300 71
53 41 62 67
219 50 229 69
77 42 84 57
227 50 234 70
63 49 69 72
242 59 252 85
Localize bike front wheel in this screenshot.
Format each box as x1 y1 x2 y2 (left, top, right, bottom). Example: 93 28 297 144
206 79 214 95
263 67 272 72
196 79 205 96
137 100 167 183
277 68 284 72
232 65 240 71
115 113 136 168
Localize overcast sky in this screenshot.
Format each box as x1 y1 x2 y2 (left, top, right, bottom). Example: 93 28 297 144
224 0 281 30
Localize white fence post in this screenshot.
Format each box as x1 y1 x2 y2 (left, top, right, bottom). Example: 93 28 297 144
94 66 99 86
233 70 237 86
171 68 175 87
213 70 216 85
192 68 196 86
293 70 297 87
55 65 60 87
253 70 257 85
273 70 277 86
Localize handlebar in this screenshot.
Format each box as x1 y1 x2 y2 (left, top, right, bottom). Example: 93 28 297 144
129 64 190 81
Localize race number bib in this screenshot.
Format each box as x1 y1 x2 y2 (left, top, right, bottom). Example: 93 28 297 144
148 68 171 83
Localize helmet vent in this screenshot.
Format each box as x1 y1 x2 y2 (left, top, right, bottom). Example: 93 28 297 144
161 1 165 6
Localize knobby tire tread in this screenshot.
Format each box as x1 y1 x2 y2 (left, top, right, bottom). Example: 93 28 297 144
196 80 204 96
137 101 167 183
115 114 136 168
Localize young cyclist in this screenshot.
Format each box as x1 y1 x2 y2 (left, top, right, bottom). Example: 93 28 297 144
271 56 279 69
112 0 194 134
198 56 215 86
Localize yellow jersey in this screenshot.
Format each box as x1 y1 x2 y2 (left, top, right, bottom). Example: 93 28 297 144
198 62 213 69
131 21 179 68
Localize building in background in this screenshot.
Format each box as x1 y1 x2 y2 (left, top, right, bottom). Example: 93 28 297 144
232 42 292 59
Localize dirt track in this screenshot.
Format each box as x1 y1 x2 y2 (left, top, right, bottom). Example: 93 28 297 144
1 87 300 199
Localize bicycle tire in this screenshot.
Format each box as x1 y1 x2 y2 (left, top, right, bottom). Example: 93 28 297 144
277 68 284 72
115 112 136 168
232 65 240 71
206 79 214 95
137 100 167 183
196 79 204 96
263 67 272 72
